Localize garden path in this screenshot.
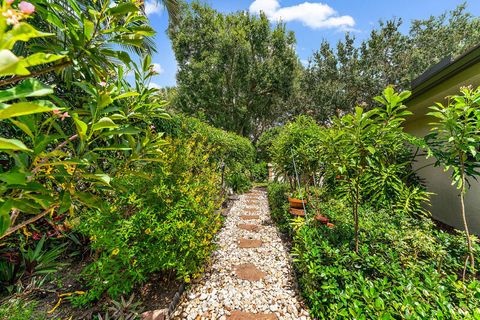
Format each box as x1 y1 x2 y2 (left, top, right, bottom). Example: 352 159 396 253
171 189 310 320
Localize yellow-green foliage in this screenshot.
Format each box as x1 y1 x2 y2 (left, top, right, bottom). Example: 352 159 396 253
75 134 224 303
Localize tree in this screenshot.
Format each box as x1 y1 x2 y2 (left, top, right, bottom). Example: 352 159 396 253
297 4 480 124
169 2 300 140
323 88 414 252
426 86 480 278
0 0 168 238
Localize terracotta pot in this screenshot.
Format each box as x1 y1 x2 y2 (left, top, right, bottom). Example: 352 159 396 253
288 197 307 209
289 208 306 217
314 214 329 224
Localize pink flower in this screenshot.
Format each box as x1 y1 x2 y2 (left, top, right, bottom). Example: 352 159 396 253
6 0 15 5
52 109 61 115
18 1 35 14
59 112 70 121
99 81 107 87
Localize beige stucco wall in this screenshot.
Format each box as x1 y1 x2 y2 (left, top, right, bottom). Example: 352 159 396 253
404 66 480 235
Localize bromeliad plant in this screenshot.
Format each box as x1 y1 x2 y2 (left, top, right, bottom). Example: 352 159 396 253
426 86 480 277
0 0 167 240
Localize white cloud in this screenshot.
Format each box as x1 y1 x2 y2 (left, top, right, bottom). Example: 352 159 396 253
151 63 164 74
249 0 355 30
145 0 163 16
148 82 162 89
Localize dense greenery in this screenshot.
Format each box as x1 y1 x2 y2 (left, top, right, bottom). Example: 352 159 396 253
155 115 256 193
268 184 480 318
169 2 299 140
75 131 225 303
267 87 480 319
0 0 255 315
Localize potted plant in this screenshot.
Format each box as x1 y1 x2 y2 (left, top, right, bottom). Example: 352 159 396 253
288 189 307 209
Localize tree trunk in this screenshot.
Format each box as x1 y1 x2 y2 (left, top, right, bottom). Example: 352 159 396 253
460 164 475 276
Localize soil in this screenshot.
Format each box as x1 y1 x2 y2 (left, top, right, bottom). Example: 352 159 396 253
4 253 183 319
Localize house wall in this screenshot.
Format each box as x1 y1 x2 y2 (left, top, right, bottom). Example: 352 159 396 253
404 65 480 235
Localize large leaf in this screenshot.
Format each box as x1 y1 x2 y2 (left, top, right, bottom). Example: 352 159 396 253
0 23 53 50
0 101 57 119
73 114 88 140
92 117 118 132
0 137 31 151
0 49 30 76
0 172 27 185
107 2 139 15
0 79 53 103
22 52 65 68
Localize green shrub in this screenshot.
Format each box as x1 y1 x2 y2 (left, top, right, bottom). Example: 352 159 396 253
75 135 223 303
251 162 268 183
267 183 292 234
155 115 255 193
291 200 480 319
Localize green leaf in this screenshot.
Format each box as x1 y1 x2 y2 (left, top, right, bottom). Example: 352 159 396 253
0 23 53 50
92 117 118 132
0 79 53 103
84 173 111 186
98 94 114 108
83 20 95 41
101 126 141 136
0 200 12 236
22 52 65 68
0 101 57 119
114 92 140 100
0 49 30 76
10 119 35 139
0 137 31 151
73 114 88 140
0 172 27 185
107 2 139 16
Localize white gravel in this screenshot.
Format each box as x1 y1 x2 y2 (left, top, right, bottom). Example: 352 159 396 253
171 189 311 320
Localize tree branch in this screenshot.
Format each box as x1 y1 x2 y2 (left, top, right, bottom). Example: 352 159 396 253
1 205 57 240
0 60 73 88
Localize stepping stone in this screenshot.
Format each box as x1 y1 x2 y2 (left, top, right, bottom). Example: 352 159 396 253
244 208 257 213
234 263 266 281
240 215 259 220
228 311 277 320
238 238 263 248
238 224 260 232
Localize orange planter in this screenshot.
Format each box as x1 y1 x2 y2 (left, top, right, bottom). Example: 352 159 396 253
314 214 329 224
289 208 306 217
288 197 307 209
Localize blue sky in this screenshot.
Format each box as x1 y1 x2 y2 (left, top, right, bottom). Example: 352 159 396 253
143 0 480 88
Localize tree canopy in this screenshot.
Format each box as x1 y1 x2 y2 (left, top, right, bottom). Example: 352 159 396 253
169 2 300 140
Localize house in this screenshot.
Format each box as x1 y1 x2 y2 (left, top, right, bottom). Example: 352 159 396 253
405 44 480 235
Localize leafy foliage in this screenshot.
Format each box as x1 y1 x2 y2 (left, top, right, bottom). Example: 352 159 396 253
169 2 299 139
291 200 480 319
426 86 480 274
